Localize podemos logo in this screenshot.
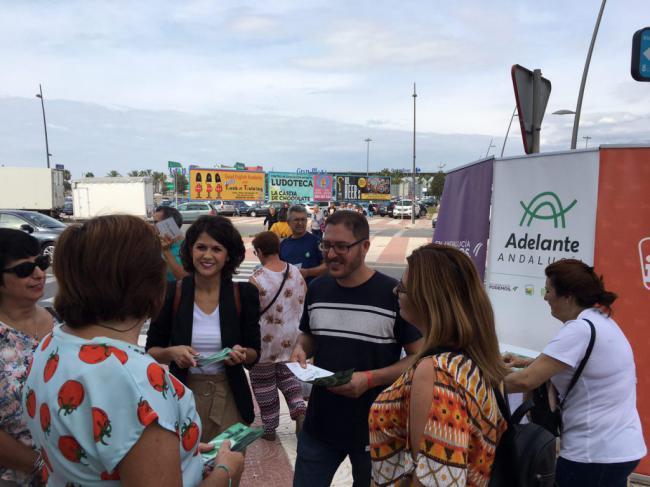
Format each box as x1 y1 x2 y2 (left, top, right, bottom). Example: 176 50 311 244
498 190 581 266
519 191 577 229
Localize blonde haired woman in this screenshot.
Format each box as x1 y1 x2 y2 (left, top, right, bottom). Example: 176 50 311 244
369 244 508 486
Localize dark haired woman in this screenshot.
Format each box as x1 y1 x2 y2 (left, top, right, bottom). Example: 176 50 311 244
23 216 243 486
147 215 261 442
0 229 57 486
505 259 646 487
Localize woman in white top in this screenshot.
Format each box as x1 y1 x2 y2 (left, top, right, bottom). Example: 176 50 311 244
249 231 308 441
147 216 261 442
505 259 646 487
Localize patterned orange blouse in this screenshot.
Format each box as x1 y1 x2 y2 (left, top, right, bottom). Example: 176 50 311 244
369 352 507 487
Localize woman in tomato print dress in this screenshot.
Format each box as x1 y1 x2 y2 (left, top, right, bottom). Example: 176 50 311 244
22 216 243 487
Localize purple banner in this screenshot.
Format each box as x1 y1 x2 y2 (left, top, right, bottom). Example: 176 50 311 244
433 158 493 279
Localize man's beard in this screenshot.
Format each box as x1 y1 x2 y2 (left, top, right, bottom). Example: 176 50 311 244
325 251 363 279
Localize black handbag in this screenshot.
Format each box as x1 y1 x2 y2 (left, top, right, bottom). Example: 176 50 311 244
529 318 596 436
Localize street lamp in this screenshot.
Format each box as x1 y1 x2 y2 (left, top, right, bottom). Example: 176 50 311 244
35 84 51 169
500 106 518 157
583 136 592 148
570 0 607 150
485 138 496 158
411 83 417 225
364 138 372 178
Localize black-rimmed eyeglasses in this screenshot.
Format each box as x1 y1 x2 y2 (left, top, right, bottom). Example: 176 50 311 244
318 238 367 255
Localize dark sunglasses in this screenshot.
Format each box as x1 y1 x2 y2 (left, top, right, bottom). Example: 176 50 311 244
2 255 50 278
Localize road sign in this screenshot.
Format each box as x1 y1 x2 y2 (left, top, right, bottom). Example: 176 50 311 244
55 164 64 170
631 27 650 82
511 64 552 154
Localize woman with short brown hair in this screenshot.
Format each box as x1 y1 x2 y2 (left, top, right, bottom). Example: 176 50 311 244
23 215 243 487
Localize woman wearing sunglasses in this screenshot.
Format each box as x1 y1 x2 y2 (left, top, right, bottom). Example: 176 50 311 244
0 229 58 486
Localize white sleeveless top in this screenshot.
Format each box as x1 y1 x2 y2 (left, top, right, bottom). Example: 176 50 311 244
189 304 224 374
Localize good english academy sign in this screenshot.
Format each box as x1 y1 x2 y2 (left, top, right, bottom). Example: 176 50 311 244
497 191 581 266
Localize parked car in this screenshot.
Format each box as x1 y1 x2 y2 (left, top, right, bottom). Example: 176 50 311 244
230 201 251 216
245 203 271 217
209 200 237 216
176 202 217 223
0 209 67 261
62 197 74 216
420 197 438 208
391 200 422 219
377 201 395 217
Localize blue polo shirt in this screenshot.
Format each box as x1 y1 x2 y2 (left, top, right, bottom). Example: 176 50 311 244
280 232 322 283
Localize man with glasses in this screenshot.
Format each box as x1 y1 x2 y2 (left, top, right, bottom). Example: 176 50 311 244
280 205 327 284
290 211 422 487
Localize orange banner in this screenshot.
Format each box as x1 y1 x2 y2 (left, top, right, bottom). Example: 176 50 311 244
189 169 265 201
595 147 650 474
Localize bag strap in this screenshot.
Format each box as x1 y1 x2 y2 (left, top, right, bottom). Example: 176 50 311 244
234 282 241 320
172 279 183 318
44 306 61 323
259 264 290 316
560 318 596 408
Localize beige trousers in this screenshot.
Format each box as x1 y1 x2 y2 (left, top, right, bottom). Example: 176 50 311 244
187 373 246 443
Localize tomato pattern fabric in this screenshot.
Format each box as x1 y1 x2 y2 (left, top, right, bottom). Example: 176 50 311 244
22 325 203 486
368 352 507 487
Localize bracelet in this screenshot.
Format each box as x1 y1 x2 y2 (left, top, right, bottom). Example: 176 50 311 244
31 452 44 476
215 464 232 487
363 371 374 389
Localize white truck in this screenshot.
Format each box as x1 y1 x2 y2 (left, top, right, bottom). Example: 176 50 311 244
72 177 154 219
0 167 66 217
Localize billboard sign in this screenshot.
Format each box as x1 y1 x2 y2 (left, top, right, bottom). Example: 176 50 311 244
313 174 333 201
267 172 313 203
486 150 599 351
335 175 391 201
189 169 265 201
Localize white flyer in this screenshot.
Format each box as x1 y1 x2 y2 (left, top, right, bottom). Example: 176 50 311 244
155 217 183 240
285 362 333 382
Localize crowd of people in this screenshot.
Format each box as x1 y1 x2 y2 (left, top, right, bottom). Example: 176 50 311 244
0 203 646 486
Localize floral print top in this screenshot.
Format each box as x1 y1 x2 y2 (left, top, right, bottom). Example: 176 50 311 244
249 263 307 363
0 319 57 486
23 325 204 486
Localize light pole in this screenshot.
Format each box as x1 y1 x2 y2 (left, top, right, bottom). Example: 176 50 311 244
485 138 496 158
411 83 417 225
583 136 592 148
500 106 518 157
570 0 607 150
364 138 372 178
35 84 51 169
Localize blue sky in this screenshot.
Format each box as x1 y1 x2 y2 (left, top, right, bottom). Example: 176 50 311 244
1 0 649 176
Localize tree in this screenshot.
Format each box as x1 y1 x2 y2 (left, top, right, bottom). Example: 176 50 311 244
379 168 405 185
127 170 140 177
151 171 167 194
428 170 447 200
172 171 189 195
84 172 94 178
62 169 72 192
106 170 121 177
